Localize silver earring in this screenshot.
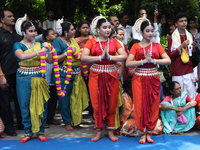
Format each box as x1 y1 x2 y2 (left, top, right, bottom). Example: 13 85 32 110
65 32 68 37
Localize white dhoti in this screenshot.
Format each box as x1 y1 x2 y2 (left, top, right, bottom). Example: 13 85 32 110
172 72 196 99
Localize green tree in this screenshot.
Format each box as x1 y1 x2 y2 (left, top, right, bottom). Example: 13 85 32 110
0 0 46 21
140 0 200 19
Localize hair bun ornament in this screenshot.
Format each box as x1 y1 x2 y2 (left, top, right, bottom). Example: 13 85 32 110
56 16 64 36
15 14 27 36
134 15 150 33
91 14 107 35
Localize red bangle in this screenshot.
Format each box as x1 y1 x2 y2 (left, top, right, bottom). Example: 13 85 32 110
0 74 5 76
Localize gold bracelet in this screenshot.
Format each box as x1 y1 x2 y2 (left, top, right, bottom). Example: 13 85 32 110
0 73 5 76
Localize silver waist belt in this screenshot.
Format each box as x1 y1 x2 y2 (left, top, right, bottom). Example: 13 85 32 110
134 67 159 76
90 63 117 73
59 65 81 75
17 66 41 75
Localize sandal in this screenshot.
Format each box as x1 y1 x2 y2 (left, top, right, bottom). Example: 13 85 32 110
47 120 61 125
37 133 48 142
81 120 90 124
65 124 74 131
44 124 49 128
20 134 33 143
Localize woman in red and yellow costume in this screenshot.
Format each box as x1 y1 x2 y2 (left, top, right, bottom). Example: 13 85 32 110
81 15 127 142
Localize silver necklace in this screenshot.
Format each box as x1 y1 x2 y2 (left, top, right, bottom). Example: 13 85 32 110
21 40 37 53
143 42 152 58
21 40 34 49
98 38 110 53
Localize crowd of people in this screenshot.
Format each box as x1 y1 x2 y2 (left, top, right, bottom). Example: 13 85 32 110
0 7 200 144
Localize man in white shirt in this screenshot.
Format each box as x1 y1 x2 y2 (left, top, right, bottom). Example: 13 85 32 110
118 13 132 45
43 10 57 30
132 8 160 43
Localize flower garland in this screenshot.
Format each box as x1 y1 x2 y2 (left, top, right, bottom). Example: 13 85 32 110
40 52 46 73
64 47 73 84
48 43 66 97
78 49 89 77
64 47 88 84
81 62 88 77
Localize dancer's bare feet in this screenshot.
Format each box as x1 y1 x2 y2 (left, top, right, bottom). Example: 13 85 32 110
146 134 154 143
20 136 31 143
91 131 102 142
38 135 48 142
138 134 146 144
20 134 32 143
108 131 119 142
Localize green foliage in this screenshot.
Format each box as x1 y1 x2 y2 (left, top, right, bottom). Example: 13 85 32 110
160 64 171 95
0 0 46 21
91 0 128 17
73 0 127 26
2 0 200 26
160 34 171 95
0 0 8 9
160 34 169 50
140 0 200 19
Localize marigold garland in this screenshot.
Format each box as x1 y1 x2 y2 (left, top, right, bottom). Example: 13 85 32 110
48 43 66 97
79 49 88 77
64 47 73 84
40 52 46 73
81 62 88 77
64 47 89 84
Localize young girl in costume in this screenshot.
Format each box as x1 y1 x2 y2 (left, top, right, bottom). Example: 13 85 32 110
126 18 171 143
13 15 52 143
52 20 89 131
81 15 127 142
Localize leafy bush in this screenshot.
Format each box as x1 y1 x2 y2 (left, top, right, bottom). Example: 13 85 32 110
160 34 172 96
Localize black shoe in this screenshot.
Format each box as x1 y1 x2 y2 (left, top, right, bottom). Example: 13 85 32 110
47 120 61 125
4 130 17 136
17 125 24 130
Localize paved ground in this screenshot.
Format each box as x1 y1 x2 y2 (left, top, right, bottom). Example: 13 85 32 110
0 111 95 140
1 110 200 141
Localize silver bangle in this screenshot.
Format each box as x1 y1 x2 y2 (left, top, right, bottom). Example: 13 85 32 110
64 52 67 56
140 59 143 65
109 55 112 61
154 59 157 65
99 56 102 61
35 51 39 56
